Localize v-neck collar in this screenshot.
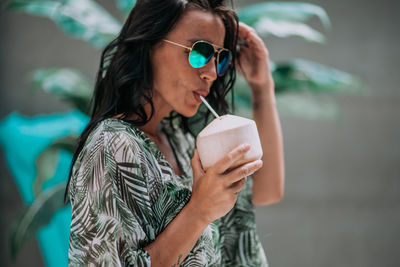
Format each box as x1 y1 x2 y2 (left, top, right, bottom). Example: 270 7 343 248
107 117 190 178
159 118 189 178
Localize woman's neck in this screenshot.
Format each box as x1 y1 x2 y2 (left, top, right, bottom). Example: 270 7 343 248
113 92 173 141
139 96 172 137
111 113 165 144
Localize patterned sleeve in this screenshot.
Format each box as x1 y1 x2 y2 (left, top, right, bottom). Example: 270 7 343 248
68 127 154 266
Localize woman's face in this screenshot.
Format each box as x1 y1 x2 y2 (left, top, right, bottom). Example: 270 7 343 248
150 9 226 118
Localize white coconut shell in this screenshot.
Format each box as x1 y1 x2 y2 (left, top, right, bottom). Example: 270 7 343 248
196 114 263 171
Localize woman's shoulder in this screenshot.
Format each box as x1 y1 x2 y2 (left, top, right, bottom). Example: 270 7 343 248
99 117 140 136
77 118 151 165
86 118 144 145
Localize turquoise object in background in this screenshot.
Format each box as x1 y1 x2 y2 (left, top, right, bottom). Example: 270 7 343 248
0 110 89 266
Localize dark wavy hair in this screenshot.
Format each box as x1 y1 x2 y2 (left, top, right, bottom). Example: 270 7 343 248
64 0 240 202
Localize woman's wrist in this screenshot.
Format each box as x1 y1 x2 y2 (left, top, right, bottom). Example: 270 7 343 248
251 86 276 108
186 199 212 227
143 199 210 266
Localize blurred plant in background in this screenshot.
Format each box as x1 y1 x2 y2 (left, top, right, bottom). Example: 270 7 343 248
0 0 361 265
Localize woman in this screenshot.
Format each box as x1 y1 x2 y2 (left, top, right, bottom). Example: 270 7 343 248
66 0 284 266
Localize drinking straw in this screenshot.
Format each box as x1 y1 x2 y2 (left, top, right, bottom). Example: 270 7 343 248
199 95 220 118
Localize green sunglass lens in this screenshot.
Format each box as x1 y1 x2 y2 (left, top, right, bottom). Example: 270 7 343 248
189 42 214 68
218 50 231 75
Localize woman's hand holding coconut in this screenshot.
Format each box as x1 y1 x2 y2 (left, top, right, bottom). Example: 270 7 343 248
188 144 263 225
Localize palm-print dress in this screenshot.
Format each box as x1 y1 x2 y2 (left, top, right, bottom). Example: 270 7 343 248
68 117 269 266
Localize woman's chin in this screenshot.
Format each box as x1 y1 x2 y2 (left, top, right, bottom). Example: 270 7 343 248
175 104 200 118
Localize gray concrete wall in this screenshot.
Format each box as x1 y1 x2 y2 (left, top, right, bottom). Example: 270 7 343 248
1 0 399 266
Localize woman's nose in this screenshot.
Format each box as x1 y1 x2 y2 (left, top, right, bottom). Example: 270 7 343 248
199 56 218 82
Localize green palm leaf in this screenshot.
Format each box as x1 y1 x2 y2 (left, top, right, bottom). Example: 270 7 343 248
6 0 122 48
253 18 326 43
9 183 67 260
30 68 93 114
34 134 78 197
238 2 331 28
232 86 341 120
273 59 362 94
237 2 331 42
231 59 361 119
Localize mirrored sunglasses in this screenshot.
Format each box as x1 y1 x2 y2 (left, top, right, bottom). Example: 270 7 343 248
163 39 232 76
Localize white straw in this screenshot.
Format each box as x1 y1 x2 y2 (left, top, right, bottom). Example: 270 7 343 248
199 95 220 118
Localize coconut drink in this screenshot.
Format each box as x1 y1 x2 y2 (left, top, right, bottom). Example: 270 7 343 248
196 96 263 171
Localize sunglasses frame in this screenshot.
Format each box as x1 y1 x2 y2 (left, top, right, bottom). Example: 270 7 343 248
162 39 232 76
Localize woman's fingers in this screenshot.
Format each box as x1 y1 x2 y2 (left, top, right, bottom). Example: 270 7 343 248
190 149 205 183
211 143 251 174
238 21 256 40
237 22 269 55
238 21 249 39
223 159 263 187
228 177 247 194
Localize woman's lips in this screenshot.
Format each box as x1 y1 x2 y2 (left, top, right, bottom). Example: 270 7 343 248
193 91 202 103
